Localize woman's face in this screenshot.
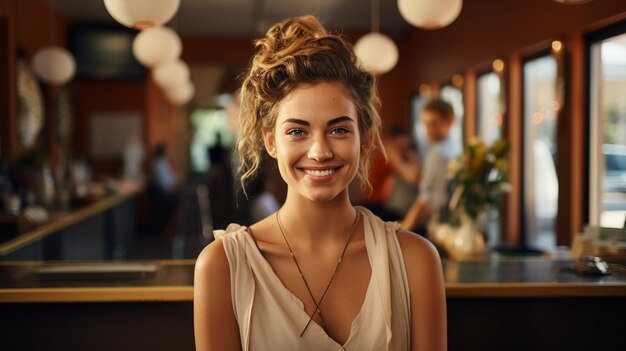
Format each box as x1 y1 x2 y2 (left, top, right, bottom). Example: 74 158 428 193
264 81 361 203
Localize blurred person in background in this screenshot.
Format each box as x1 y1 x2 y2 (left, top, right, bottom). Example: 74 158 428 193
401 98 456 236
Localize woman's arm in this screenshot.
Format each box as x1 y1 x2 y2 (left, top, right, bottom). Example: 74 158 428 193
400 199 430 231
194 240 242 351
385 141 421 185
397 231 447 351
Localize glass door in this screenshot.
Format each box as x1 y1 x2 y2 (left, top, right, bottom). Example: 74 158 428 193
523 54 559 251
589 29 626 229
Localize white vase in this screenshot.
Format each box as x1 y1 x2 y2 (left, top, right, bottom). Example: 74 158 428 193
445 212 486 260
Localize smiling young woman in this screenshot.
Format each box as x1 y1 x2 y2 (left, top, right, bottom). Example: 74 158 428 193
193 15 447 351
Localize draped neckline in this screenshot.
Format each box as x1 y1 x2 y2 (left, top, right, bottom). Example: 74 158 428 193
241 209 374 348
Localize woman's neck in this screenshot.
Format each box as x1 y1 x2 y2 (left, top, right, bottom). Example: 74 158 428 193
278 190 358 249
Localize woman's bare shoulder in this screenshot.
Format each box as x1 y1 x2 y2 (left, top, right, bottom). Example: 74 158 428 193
395 230 442 266
194 240 243 351
395 231 447 350
195 239 230 281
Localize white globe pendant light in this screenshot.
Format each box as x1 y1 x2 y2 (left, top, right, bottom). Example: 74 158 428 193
398 0 463 30
32 46 76 85
152 59 190 89
355 33 398 74
355 0 399 74
132 26 182 67
165 80 195 105
104 0 181 30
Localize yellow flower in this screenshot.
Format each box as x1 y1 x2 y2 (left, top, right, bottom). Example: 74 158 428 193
450 137 511 221
468 137 484 148
468 145 487 178
491 139 509 158
495 159 507 172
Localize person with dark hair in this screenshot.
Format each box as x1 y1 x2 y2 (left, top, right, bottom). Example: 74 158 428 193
247 164 281 223
401 98 456 235
147 142 179 234
381 126 421 220
194 16 446 351
153 142 176 192
205 132 237 229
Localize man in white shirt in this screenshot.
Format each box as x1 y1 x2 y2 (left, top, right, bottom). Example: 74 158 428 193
401 98 456 235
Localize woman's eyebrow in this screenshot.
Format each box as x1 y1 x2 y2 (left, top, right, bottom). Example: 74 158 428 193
281 118 309 126
280 116 354 126
327 116 354 126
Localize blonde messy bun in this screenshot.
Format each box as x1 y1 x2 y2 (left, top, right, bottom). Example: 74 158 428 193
237 15 383 193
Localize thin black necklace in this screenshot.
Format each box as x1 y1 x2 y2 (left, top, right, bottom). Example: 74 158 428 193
276 209 360 337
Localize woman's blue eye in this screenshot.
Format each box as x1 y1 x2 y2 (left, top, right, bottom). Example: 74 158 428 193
331 127 350 135
287 129 305 136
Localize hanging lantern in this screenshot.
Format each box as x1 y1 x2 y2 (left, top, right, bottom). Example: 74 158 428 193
165 80 195 105
398 0 463 30
32 46 76 85
152 59 190 89
104 0 181 30
354 33 398 74
132 26 182 67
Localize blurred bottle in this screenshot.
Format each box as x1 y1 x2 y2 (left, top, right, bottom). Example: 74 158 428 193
0 158 20 215
124 137 144 181
72 157 91 199
36 162 55 209
55 153 72 211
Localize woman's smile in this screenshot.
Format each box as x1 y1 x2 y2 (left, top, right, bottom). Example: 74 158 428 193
302 168 336 176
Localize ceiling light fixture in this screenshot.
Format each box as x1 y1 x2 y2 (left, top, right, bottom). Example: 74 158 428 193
152 59 190 90
132 26 182 67
354 0 399 74
32 47 76 85
104 0 181 30
398 0 463 30
32 1 75 85
165 80 195 105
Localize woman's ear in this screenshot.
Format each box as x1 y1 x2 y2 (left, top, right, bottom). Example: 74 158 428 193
263 130 277 158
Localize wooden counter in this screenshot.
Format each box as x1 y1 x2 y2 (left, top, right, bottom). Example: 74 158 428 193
444 256 626 297
1 256 625 351
1 256 625 302
0 260 194 303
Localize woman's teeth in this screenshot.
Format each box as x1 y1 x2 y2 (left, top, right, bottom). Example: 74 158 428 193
304 169 335 177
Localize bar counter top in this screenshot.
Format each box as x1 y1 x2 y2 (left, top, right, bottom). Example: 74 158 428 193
0 260 195 302
0 184 141 257
442 256 626 297
2 256 626 303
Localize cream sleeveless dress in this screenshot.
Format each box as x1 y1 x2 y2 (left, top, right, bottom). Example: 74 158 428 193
214 206 411 351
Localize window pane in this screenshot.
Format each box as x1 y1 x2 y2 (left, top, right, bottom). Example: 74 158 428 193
411 94 428 157
590 33 626 228
523 55 559 251
441 85 464 157
477 72 503 246
477 72 502 145
190 107 236 173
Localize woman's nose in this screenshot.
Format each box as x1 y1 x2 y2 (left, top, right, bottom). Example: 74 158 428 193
307 135 333 161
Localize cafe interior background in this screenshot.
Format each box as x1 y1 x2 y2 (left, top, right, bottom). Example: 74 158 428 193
0 0 625 350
